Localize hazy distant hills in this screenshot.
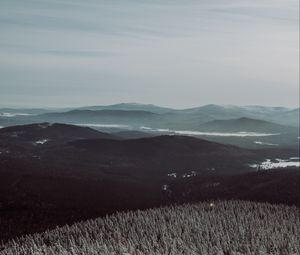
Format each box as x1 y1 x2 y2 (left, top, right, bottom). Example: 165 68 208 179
179 105 299 127
80 103 299 127
77 103 174 114
200 117 296 133
0 103 298 149
1 103 298 127
36 109 158 125
75 103 299 126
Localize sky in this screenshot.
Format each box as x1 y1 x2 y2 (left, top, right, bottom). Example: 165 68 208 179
0 0 299 108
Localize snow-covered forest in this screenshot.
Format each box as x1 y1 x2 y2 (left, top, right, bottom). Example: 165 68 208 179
1 200 299 255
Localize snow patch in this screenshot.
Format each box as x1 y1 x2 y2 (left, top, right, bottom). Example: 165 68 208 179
0 113 32 117
182 171 197 178
156 128 171 132
140 126 152 130
35 139 49 145
254 141 279 146
162 184 169 191
167 173 177 178
138 127 280 137
168 171 198 178
290 157 300 160
173 130 280 137
206 167 216 171
249 158 300 170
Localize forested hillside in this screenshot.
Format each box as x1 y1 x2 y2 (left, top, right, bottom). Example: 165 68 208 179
1 201 299 255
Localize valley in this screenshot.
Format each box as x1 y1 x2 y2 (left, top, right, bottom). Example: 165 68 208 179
0 116 298 242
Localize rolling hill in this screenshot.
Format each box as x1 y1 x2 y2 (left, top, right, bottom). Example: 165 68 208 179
113 130 157 139
181 104 299 127
77 103 174 114
32 109 159 126
64 135 254 174
0 123 298 242
0 123 117 149
200 117 297 133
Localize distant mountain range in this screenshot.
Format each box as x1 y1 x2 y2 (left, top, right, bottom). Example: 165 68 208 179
199 117 295 133
34 109 158 126
1 103 298 126
77 103 173 114
0 103 298 149
79 103 299 127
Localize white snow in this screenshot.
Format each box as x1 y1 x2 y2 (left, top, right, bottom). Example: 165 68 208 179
156 128 171 132
206 167 215 171
275 158 288 162
35 139 49 145
290 157 300 160
173 130 280 137
140 126 152 130
168 171 198 178
254 141 279 146
249 158 300 170
182 171 197 178
162 184 169 191
138 126 280 137
0 113 32 117
167 173 177 178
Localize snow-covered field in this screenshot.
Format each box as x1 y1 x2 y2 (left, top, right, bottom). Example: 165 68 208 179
35 139 49 145
74 124 282 137
0 113 32 117
254 141 279 146
140 126 280 137
250 158 300 170
167 171 197 178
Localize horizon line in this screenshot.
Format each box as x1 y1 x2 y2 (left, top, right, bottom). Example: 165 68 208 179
0 102 298 110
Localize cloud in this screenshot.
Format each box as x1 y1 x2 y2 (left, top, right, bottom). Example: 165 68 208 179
0 0 298 108
41 49 113 57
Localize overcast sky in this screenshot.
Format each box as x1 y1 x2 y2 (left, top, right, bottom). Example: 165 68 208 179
0 0 299 108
